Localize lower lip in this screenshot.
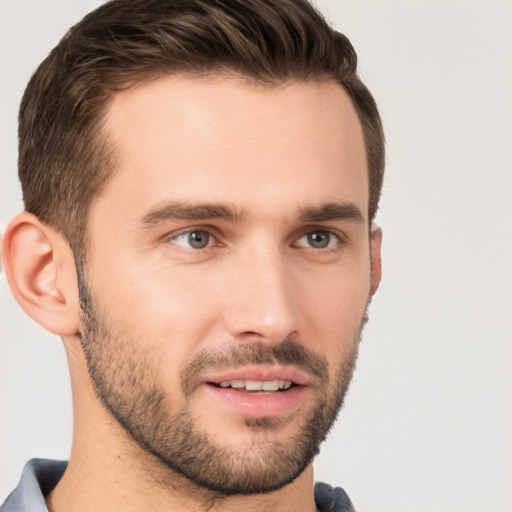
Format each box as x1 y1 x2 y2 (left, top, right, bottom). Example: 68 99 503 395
204 384 306 418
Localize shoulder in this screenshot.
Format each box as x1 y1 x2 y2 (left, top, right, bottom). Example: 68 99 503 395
314 482 356 512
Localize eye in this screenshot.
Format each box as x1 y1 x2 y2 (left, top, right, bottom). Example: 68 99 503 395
296 230 339 249
169 230 212 249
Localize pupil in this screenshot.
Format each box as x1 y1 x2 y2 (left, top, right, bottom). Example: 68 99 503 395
308 232 329 248
189 231 209 249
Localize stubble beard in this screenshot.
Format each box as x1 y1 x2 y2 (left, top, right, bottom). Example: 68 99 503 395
77 275 366 496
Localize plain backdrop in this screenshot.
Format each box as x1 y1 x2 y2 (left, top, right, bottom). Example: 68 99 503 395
1 1 511 511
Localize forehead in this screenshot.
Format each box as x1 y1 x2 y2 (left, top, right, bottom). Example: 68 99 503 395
97 75 368 223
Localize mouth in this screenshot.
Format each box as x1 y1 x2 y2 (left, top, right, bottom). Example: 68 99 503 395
201 367 308 418
209 379 294 393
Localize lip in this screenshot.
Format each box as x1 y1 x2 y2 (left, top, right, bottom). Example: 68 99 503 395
203 365 311 386
201 365 310 418
204 382 306 418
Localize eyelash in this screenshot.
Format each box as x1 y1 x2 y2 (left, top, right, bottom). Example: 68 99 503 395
167 228 217 250
166 226 346 251
293 230 343 251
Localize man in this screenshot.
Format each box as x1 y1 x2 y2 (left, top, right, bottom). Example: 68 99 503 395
1 0 384 510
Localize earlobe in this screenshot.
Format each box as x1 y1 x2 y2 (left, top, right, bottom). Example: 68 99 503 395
370 226 382 296
1 212 80 336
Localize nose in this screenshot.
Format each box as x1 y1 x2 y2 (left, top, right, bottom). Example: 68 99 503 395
222 245 299 344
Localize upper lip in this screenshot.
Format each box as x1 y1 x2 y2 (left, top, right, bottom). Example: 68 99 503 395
203 365 310 386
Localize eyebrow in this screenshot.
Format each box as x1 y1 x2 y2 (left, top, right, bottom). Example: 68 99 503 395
299 202 365 224
140 201 246 225
140 200 365 227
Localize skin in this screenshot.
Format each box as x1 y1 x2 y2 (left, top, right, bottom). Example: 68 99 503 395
2 76 382 512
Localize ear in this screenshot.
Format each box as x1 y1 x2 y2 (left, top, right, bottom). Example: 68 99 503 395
370 225 382 296
1 212 80 336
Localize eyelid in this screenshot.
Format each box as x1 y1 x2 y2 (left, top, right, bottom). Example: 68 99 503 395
292 227 346 249
165 226 219 248
162 224 347 250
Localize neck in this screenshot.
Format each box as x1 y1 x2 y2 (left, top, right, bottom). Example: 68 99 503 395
47 455 316 512
47 338 318 512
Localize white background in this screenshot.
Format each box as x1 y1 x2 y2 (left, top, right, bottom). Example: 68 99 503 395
1 1 511 511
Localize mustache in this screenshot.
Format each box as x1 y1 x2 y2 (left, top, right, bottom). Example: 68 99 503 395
181 338 329 397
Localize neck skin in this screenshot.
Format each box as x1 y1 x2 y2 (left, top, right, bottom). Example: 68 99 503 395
45 337 318 512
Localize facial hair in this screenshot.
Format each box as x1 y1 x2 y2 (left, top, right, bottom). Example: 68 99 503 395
78 273 365 495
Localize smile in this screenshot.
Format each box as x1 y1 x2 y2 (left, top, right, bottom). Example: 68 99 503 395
202 368 308 417
212 379 293 392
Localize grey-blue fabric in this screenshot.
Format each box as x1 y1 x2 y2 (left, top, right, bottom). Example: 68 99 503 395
1 459 355 511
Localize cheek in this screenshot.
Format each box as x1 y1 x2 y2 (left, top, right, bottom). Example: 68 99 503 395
87 253 225 372
300 259 371 349
305 243 371 301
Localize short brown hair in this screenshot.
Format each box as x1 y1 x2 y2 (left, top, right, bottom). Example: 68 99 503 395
19 0 384 259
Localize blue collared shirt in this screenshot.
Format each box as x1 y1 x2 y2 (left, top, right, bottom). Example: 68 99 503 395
1 459 355 511
1 459 67 512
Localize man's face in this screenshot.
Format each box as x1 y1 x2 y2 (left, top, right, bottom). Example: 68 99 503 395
79 76 377 494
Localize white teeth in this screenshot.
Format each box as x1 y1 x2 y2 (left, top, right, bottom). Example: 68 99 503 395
216 379 292 391
245 380 262 391
279 380 292 390
261 380 279 391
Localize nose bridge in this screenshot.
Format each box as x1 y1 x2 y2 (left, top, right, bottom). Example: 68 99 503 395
223 240 298 342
